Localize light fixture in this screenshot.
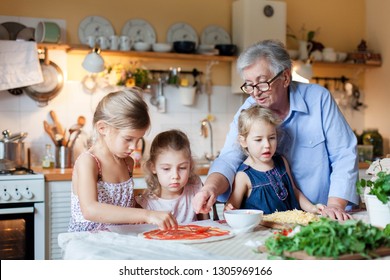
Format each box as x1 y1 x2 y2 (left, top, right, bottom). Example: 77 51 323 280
292 60 313 83
82 47 105 73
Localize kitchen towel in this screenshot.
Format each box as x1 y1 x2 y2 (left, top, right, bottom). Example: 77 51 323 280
0 40 43 91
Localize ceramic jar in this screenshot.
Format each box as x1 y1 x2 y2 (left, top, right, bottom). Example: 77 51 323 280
362 129 383 159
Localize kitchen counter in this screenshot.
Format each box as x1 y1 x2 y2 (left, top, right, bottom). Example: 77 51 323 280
33 166 210 182
34 163 368 182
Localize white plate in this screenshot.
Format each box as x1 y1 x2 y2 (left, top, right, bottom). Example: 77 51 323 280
121 19 156 44
167 22 198 46
78 16 115 44
16 27 35 41
201 25 231 45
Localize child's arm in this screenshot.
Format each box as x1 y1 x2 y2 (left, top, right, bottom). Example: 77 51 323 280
224 171 250 211
74 154 178 229
282 156 323 214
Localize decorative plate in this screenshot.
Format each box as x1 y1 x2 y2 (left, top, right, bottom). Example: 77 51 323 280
78 16 115 44
121 19 156 44
167 22 198 46
16 27 35 41
0 24 10 40
1 22 26 40
200 25 231 45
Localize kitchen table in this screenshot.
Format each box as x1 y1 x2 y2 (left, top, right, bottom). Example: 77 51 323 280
57 211 390 260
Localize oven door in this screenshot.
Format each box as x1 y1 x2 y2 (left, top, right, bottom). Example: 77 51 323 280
0 203 35 260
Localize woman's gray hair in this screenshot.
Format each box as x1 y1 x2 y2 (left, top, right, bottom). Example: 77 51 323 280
236 39 292 77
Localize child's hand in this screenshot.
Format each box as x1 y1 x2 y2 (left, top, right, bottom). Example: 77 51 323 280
148 211 178 230
224 203 235 212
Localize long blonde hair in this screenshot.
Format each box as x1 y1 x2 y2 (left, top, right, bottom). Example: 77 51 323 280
143 129 198 196
92 87 150 141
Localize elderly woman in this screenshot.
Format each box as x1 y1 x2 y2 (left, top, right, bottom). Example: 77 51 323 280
193 39 358 220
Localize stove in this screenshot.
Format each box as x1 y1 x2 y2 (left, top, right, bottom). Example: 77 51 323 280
0 171 45 259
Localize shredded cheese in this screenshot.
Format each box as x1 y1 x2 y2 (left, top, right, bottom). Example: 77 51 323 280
262 209 319 225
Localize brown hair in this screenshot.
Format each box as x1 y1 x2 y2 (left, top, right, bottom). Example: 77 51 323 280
143 129 198 196
93 87 150 130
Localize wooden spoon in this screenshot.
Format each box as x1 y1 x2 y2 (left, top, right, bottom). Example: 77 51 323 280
43 120 56 145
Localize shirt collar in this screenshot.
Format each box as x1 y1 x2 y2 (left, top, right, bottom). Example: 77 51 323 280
289 81 309 114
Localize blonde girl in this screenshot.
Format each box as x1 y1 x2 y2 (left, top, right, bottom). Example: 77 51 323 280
136 129 208 223
225 104 324 215
68 88 177 232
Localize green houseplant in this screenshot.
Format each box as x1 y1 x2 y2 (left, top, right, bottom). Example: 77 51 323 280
357 169 390 228
357 171 390 204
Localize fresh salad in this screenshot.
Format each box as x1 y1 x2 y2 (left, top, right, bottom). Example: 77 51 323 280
264 218 390 259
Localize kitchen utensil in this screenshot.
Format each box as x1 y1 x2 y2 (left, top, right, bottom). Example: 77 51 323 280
121 19 156 45
24 50 64 107
35 21 60 43
200 25 231 45
167 22 198 46
173 41 196 54
224 209 263 233
43 120 57 145
78 16 115 45
215 44 237 56
49 110 64 136
1 22 26 40
0 130 27 168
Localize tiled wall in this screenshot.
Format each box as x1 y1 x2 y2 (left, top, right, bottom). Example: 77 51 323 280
0 50 243 167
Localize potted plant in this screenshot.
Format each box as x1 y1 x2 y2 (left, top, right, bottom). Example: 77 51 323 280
357 165 390 228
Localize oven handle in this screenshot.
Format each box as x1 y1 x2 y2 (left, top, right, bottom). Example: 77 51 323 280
0 207 34 215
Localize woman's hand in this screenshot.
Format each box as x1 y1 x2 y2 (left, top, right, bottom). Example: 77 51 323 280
147 211 178 230
319 204 352 221
192 189 216 214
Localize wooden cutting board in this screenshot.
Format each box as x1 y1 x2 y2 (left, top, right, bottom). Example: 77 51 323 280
258 245 390 260
260 220 295 229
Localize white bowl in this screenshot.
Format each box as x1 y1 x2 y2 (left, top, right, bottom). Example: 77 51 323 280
224 209 263 233
133 42 152 52
152 43 173 53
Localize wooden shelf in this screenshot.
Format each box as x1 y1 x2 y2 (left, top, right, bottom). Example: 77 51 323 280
312 61 381 68
39 43 236 62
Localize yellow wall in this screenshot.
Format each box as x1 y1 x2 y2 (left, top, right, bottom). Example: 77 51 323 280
1 0 366 85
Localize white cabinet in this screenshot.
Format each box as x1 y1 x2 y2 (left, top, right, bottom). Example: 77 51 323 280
45 180 71 260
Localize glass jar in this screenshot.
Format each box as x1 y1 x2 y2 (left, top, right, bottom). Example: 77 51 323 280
362 129 383 159
42 144 55 169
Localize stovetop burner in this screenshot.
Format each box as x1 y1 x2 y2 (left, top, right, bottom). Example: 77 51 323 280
0 167 35 176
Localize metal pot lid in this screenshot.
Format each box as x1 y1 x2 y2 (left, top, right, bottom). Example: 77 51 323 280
1 130 28 142
24 58 64 107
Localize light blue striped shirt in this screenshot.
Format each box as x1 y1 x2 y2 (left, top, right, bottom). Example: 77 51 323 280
210 81 359 206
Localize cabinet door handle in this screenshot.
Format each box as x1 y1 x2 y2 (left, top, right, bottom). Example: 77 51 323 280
0 207 34 215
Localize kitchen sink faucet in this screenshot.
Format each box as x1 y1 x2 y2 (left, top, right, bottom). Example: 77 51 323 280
200 118 215 162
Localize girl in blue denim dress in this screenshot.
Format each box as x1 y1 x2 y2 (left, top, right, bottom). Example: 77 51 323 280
225 105 324 215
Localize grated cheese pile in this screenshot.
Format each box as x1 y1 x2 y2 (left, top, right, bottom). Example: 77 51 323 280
262 209 319 225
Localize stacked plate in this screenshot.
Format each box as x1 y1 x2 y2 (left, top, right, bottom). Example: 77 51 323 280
0 22 35 41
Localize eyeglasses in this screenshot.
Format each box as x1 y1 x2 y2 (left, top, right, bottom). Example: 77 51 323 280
240 70 285 94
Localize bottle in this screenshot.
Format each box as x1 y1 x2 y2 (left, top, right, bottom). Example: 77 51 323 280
42 144 55 169
362 129 383 159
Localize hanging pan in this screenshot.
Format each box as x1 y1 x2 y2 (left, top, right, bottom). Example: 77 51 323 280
24 49 64 107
